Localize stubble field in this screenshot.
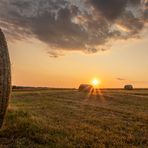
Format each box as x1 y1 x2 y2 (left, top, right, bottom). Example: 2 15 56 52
0 88 148 147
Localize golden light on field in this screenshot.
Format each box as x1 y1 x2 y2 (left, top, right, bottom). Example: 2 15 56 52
91 78 101 87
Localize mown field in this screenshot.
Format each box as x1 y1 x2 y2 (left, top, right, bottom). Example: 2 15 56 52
0 88 148 148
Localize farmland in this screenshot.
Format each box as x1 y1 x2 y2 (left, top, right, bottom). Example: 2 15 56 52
0 88 148 147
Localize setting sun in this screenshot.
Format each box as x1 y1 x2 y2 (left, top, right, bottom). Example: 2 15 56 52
91 78 101 87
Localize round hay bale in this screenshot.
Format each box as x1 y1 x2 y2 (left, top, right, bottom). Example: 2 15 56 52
78 84 94 92
0 29 11 127
124 85 133 90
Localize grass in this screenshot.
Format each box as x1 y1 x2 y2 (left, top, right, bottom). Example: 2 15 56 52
0 88 148 147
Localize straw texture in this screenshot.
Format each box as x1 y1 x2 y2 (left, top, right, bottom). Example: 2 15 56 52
0 29 11 127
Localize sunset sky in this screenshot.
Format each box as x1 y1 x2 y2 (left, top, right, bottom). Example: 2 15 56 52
0 0 148 88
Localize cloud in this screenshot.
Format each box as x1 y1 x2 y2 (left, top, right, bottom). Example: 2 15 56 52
117 78 126 81
0 0 147 57
116 78 148 84
47 50 65 58
89 0 142 20
90 0 127 20
144 1 148 22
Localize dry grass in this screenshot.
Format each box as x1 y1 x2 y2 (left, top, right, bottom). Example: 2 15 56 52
0 88 148 147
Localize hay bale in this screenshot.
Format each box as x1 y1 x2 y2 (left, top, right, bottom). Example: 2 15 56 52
78 84 94 92
124 85 133 90
0 29 11 127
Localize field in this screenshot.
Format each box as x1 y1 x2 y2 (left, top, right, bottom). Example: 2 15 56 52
0 88 148 147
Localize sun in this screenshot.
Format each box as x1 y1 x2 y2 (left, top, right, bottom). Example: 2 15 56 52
91 78 101 87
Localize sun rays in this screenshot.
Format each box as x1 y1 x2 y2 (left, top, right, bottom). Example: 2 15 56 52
84 78 105 103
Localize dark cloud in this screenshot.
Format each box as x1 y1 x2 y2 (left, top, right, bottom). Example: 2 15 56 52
89 0 141 21
0 0 147 57
117 10 144 35
11 1 31 9
144 10 148 21
144 2 148 22
90 0 127 20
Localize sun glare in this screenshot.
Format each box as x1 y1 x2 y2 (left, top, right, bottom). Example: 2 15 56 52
91 78 101 87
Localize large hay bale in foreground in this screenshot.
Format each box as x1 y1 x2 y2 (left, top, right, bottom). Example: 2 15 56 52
78 84 94 92
124 85 133 90
0 29 11 127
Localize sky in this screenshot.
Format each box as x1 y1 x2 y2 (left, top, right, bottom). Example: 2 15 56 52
0 0 148 88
